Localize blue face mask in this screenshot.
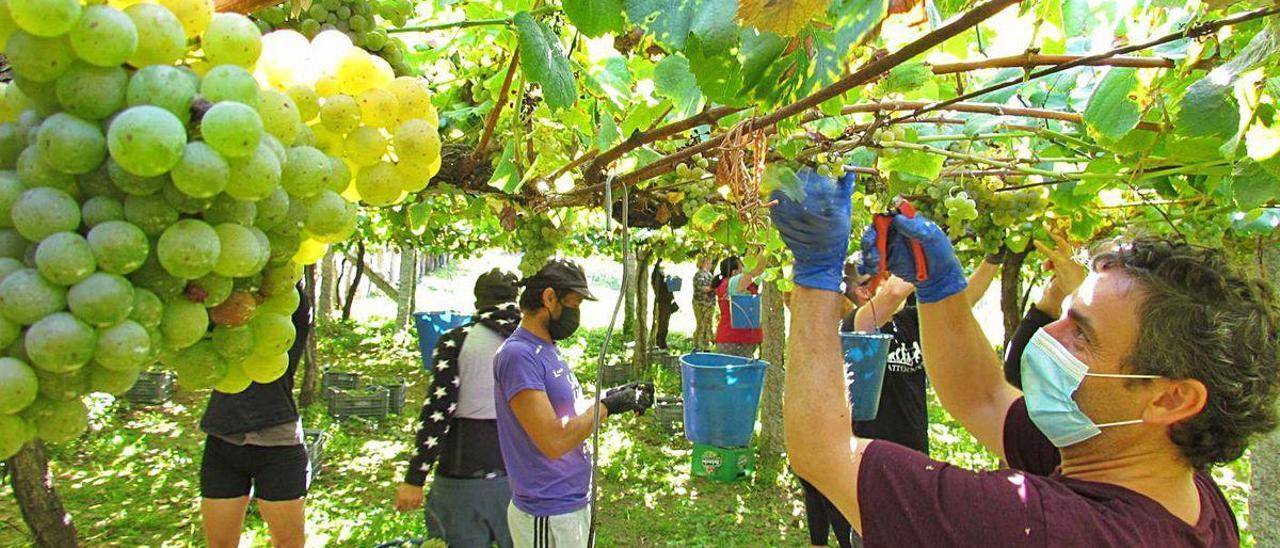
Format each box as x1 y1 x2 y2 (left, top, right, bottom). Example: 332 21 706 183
1021 329 1160 447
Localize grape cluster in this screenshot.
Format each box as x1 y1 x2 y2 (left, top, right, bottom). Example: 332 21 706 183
0 0 424 456
515 215 569 276
915 177 1049 255
812 152 847 179
252 0 415 76
942 191 978 237
673 156 715 219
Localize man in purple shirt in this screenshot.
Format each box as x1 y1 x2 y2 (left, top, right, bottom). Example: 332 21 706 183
770 169 1278 546
494 259 654 548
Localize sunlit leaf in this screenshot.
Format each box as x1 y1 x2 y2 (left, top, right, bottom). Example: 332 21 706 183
1082 67 1140 143
514 12 578 110
737 0 833 36
563 0 625 37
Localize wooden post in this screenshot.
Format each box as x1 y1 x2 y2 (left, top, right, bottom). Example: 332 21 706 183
631 248 651 377
395 247 417 329
9 442 78 547
758 283 787 463
622 250 636 338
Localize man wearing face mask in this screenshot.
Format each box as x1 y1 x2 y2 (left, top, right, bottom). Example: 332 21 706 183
770 169 1280 546
494 259 655 548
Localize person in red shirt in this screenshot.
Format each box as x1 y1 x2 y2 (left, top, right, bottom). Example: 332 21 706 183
712 255 766 357
770 169 1279 547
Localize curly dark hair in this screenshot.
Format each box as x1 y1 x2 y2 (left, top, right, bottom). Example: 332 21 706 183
1092 238 1280 469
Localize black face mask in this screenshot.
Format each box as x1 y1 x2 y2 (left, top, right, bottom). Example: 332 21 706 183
548 304 581 341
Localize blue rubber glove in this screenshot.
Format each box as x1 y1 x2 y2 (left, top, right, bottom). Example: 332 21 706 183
856 213 967 304
769 168 856 293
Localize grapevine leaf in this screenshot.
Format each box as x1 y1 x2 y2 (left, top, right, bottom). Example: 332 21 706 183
562 0 625 38
1210 19 1280 84
690 0 739 54
408 201 433 234
1246 104 1280 163
1231 160 1280 210
624 0 696 50
1082 68 1140 143
691 203 728 231
1175 79 1239 143
737 0 833 36
514 12 578 110
762 164 804 202
620 99 672 136
799 0 886 95
488 142 521 193
878 149 943 181
684 34 748 106
654 54 702 117
740 30 787 95
596 113 621 151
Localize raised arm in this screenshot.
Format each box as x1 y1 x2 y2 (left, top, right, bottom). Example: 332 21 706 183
509 390 607 460
963 259 1000 306
735 253 768 293
851 275 913 332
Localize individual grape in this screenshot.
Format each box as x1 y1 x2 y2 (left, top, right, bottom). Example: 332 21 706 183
319 94 360 135
202 13 262 68
260 133 287 164
257 285 298 316
106 105 187 178
395 157 438 193
212 223 263 277
36 113 106 176
211 324 253 362
314 75 341 98
190 273 232 307
8 0 80 38
55 63 129 121
259 262 301 297
387 77 434 126
0 357 37 415
108 158 165 196
127 253 184 299
257 90 302 146
11 187 80 242
33 366 88 401
281 146 330 198
6 32 76 83
343 126 386 166
122 193 178 236
0 269 65 325
35 232 95 286
200 65 261 106
15 146 76 192
248 312 294 356
24 397 88 443
70 5 138 68
214 359 252 393
243 351 287 384
225 142 282 201
86 220 149 275
0 229 27 260
204 194 256 226
0 124 26 169
156 0 214 37
125 3 186 68
393 118 440 165
286 85 320 122
0 0 17 49
157 219 220 279
92 319 150 371
251 189 289 233
354 160 400 206
160 298 209 351
68 273 134 326
304 191 356 243
165 339 226 386
129 288 163 329
86 363 142 396
126 65 197 124
356 88 398 128
293 123 316 148
323 156 352 193
25 312 95 374
200 101 263 159
170 142 230 198
310 124 345 156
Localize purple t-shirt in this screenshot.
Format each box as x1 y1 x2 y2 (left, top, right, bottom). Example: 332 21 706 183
857 398 1240 547
493 327 590 516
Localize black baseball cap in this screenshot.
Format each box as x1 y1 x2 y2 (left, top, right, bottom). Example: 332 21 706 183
475 268 519 309
522 259 598 301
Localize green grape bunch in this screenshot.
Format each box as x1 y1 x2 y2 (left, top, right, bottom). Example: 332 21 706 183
252 0 415 76
514 214 569 276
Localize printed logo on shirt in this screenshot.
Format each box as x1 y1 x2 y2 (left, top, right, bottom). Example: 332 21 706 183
886 340 923 373
553 368 566 378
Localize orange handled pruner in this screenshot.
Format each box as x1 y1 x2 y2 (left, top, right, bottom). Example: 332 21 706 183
868 198 929 293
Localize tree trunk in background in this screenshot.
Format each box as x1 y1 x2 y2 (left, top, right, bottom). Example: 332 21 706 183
631 249 651 377
342 242 366 321
396 247 417 329
999 251 1029 348
1250 241 1280 546
318 250 335 325
758 283 787 463
361 259 400 301
9 442 78 547
298 265 321 408
622 250 636 338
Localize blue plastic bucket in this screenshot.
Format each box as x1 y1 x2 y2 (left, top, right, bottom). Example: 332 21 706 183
680 352 768 447
841 332 893 421
729 294 761 329
413 311 472 371
666 276 683 292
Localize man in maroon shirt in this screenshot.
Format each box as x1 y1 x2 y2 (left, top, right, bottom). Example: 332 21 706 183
769 169 1279 546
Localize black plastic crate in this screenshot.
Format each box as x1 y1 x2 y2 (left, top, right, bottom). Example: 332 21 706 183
651 396 684 434
327 386 390 419
370 378 407 414
600 362 631 387
322 370 361 393
123 371 174 404
304 428 327 481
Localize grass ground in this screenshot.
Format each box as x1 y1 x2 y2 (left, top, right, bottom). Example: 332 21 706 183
0 319 1256 547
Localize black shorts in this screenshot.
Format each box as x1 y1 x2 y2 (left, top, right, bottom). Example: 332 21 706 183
199 436 310 501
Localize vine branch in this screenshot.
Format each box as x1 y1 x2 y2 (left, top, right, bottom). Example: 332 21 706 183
930 54 1175 74
475 51 521 161
388 6 560 34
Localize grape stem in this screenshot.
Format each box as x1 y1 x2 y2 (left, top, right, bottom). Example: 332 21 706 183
387 6 561 34
474 51 522 161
